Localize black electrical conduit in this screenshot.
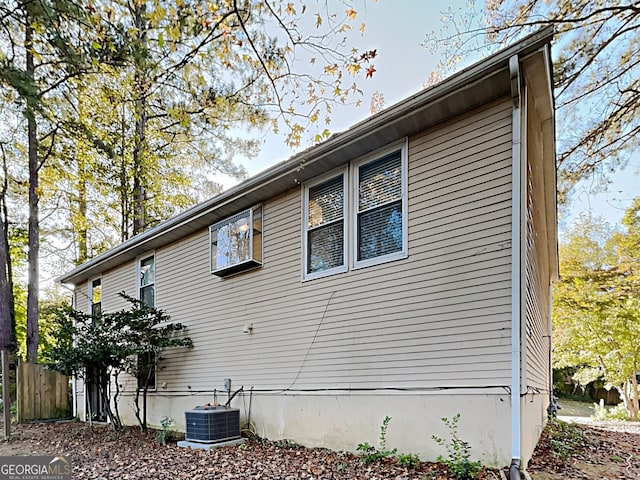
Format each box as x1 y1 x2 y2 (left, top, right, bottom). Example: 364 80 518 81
139 385 515 396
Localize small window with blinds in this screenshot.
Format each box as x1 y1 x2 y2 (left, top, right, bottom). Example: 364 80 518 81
304 170 347 280
210 205 263 277
354 147 407 268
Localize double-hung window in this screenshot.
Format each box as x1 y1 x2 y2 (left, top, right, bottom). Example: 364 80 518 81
304 170 348 280
90 277 102 318
138 254 155 307
137 254 156 390
354 148 407 268
302 141 407 279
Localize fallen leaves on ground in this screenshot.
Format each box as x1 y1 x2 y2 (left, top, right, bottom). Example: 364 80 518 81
0 422 501 479
1 419 638 479
527 419 640 479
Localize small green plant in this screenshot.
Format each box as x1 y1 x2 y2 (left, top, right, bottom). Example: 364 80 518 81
155 416 179 445
397 453 420 468
546 419 586 460
432 413 481 479
356 416 397 464
273 438 304 449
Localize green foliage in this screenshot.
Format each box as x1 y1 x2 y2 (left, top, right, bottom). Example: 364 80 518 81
273 439 304 449
432 414 481 479
155 417 180 445
356 416 397 464
396 453 420 469
0 0 379 346
38 295 75 364
44 294 192 429
591 402 630 422
545 420 586 460
553 205 640 420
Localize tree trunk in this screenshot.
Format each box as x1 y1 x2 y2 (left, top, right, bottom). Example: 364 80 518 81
120 106 129 242
0 150 15 353
112 370 122 430
76 84 88 264
132 1 148 236
25 14 39 364
133 384 143 430
0 213 12 353
629 368 639 421
617 380 639 421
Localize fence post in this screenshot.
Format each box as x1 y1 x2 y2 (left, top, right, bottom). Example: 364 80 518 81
1 350 10 438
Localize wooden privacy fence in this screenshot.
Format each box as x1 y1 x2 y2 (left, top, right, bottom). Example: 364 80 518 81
17 360 70 422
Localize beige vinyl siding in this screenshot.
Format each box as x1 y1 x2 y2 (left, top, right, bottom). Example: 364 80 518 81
102 262 137 312
74 282 89 313
130 99 515 394
524 93 552 391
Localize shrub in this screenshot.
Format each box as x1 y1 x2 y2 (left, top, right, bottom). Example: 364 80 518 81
397 453 420 468
591 400 630 421
356 416 397 464
432 413 481 479
155 417 180 445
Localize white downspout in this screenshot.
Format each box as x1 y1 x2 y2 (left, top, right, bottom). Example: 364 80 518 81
509 54 523 480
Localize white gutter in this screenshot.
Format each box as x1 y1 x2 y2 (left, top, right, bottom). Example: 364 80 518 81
509 53 523 479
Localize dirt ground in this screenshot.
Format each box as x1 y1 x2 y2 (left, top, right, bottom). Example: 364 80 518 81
0 416 638 479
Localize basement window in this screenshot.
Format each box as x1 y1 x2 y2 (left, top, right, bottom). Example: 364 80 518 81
210 205 263 277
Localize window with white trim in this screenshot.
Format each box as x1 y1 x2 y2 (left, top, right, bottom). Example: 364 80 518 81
304 170 347 279
354 148 407 268
138 254 155 307
210 205 262 277
302 141 407 279
89 277 102 318
136 255 156 389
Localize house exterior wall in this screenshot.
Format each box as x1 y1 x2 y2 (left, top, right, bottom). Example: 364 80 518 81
74 98 518 465
521 86 553 464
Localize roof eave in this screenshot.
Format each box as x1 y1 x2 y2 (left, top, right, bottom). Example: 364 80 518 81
58 27 555 286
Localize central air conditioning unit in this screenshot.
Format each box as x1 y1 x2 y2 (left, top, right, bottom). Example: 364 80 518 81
184 406 241 443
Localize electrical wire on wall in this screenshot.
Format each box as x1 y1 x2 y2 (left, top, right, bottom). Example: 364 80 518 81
282 290 336 392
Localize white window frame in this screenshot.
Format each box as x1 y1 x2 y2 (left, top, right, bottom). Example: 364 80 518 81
136 251 156 307
135 252 157 391
209 204 263 277
352 140 408 269
302 167 348 281
88 276 102 318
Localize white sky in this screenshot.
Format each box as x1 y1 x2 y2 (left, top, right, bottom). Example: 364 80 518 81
224 0 639 230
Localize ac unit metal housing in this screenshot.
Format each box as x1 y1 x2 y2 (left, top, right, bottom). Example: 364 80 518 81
184 406 240 443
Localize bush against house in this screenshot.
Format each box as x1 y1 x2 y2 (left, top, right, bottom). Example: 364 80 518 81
45 294 192 429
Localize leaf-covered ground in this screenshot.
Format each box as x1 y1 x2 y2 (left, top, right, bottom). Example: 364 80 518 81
1 422 500 479
528 419 640 479
0 419 638 479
